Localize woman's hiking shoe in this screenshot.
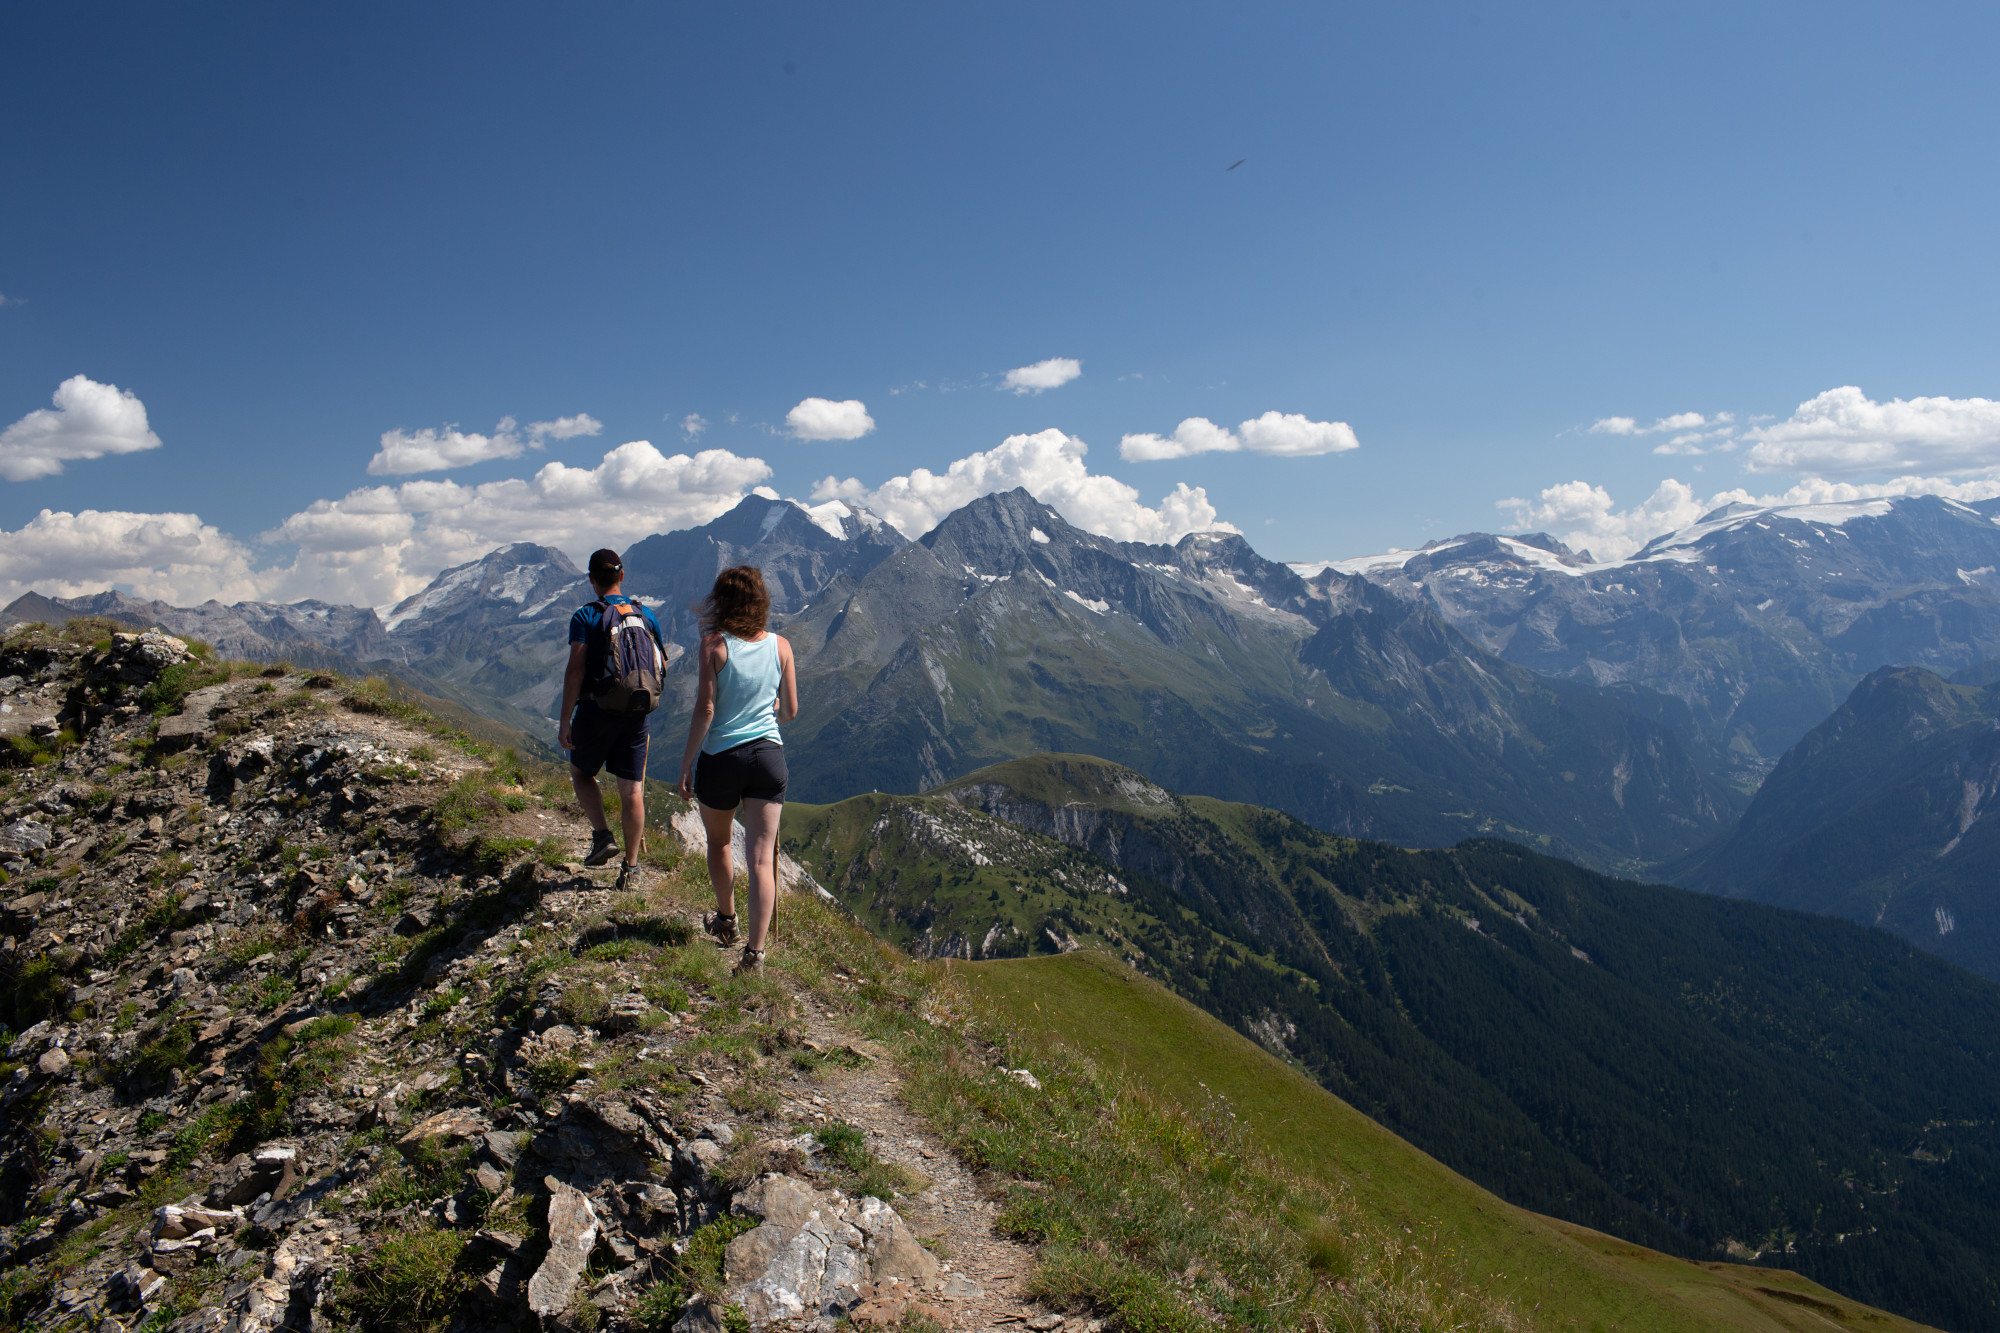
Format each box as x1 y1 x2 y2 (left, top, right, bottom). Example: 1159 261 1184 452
733 946 765 977
583 829 619 867
705 911 738 947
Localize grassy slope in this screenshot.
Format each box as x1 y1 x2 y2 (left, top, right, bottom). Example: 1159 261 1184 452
962 950 1931 1333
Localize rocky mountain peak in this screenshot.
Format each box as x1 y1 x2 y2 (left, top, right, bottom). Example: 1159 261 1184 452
917 488 1098 573
700 494 896 551
382 546 584 636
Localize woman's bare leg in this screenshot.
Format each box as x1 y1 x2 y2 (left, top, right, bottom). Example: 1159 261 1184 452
739 798 782 951
699 801 737 917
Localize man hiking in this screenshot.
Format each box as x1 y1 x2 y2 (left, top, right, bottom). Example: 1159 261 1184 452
559 548 668 885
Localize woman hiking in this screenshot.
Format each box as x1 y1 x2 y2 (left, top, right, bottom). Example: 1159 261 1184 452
678 565 798 976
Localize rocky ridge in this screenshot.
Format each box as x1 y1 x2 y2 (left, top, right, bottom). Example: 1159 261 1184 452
0 619 1055 1333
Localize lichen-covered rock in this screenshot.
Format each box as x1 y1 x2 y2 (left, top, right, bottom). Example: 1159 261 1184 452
527 1177 600 1317
722 1174 937 1330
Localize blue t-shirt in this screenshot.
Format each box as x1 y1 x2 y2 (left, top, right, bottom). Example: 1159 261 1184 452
569 595 667 706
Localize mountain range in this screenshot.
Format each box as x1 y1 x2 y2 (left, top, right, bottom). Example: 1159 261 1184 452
1325 495 2000 786
783 753 2000 1333
17 487 2000 953
3 490 1739 874
770 488 1734 872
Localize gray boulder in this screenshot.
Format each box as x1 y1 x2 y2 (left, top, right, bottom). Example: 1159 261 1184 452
721 1175 938 1330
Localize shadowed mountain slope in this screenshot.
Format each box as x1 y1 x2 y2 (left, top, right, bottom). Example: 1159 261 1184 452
1677 663 2000 980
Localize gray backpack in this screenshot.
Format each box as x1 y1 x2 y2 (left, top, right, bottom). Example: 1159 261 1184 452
592 600 663 714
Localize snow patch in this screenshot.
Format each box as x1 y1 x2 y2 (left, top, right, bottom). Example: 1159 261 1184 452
1064 590 1110 614
383 564 485 631
1029 527 1051 544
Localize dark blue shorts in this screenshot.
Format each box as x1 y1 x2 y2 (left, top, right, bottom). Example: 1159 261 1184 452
568 703 650 782
695 737 787 809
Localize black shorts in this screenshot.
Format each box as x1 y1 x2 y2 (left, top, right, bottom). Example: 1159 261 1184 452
568 703 650 782
695 737 787 809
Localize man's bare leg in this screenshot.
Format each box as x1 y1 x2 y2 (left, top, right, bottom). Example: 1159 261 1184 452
571 766 609 831
616 777 644 866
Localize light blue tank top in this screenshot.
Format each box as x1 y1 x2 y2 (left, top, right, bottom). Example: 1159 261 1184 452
703 632 783 753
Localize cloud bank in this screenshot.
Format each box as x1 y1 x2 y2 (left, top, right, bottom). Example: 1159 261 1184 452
786 398 875 441
0 376 164 481
1745 387 2000 476
1499 472 2000 562
0 509 263 605
1120 411 1359 462
812 428 1230 544
1002 357 1082 395
269 441 773 604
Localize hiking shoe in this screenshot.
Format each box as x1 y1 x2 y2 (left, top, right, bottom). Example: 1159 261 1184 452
732 946 765 977
583 829 618 867
705 911 738 947
614 862 638 891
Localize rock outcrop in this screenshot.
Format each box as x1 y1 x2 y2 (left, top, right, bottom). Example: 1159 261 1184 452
0 618 942 1332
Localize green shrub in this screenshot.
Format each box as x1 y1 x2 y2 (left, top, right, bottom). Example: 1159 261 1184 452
338 1227 472 1332
252 976 296 1012
137 661 231 718
528 1053 582 1093
632 1214 758 1329
102 892 184 966
813 1120 917 1199
4 958 67 1031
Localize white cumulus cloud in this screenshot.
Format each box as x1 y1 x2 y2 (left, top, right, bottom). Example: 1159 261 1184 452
1745 386 2000 476
681 413 708 440
0 375 164 481
1498 480 1713 561
811 428 1233 544
1120 412 1358 462
271 440 773 605
1590 410 1732 439
786 398 875 441
0 508 261 606
1238 411 1362 457
1002 358 1083 396
368 425 524 475
526 413 602 442
367 412 603 475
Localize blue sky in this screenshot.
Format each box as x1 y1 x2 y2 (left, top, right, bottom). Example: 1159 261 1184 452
4 2 1999 605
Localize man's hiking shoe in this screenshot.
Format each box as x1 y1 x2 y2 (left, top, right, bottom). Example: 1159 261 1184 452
705 911 738 947
583 830 619 867
615 862 637 891
733 946 765 977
